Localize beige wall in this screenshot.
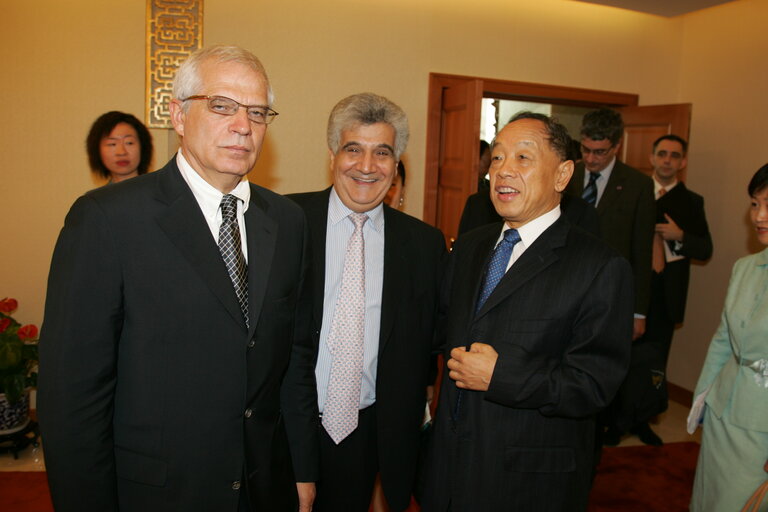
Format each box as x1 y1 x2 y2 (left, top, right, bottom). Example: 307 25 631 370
668 0 768 391
2 0 764 392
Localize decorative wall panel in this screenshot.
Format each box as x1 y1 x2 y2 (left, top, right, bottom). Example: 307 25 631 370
146 0 203 128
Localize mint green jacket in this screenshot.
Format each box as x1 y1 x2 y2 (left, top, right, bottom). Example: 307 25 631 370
694 247 768 432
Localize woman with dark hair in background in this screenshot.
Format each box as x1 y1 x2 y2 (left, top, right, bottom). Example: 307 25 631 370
386 161 407 210
86 111 153 183
689 163 768 511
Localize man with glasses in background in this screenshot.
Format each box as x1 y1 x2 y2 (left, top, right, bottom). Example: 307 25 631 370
39 45 317 512
565 108 655 447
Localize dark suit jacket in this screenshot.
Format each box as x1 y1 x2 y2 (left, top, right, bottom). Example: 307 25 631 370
38 159 318 512
288 188 445 511
421 218 632 512
457 190 601 237
566 160 655 315
655 181 713 323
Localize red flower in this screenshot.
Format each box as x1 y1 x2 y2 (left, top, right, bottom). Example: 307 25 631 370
17 324 38 341
0 298 17 314
0 317 10 333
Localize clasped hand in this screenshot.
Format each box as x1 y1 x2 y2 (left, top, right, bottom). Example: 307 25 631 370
447 342 498 391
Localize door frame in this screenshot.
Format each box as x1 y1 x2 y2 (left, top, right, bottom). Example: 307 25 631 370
423 73 639 225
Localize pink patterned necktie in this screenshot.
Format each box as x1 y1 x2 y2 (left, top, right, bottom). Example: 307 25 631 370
323 212 368 444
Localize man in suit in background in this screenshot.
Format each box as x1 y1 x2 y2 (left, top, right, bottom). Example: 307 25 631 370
613 134 713 445
38 46 317 512
288 93 445 511
565 108 655 445
421 112 632 511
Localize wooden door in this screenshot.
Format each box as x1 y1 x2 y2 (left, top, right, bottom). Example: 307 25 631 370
435 80 483 246
618 104 692 181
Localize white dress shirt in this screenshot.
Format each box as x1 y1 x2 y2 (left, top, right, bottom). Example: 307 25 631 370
496 205 561 272
176 150 251 262
316 188 385 413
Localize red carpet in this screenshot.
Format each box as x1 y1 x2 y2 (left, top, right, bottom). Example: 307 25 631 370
0 471 53 512
1 443 698 512
588 441 700 512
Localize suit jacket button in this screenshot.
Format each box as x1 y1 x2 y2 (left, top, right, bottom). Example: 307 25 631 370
247 339 255 348
232 480 241 490
244 408 253 418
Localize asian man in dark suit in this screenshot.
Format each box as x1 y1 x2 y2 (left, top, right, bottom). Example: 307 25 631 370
38 46 318 512
613 134 713 445
288 93 445 511
421 112 632 512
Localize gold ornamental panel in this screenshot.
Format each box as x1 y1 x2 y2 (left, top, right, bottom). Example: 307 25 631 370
146 0 203 128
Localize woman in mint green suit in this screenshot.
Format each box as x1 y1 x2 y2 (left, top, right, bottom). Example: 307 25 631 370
689 163 768 511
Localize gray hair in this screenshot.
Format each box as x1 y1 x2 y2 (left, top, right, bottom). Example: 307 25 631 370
327 93 409 160
173 45 274 108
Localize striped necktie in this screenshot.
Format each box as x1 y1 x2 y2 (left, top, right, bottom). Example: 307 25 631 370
582 171 600 206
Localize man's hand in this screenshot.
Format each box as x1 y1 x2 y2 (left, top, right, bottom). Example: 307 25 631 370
656 214 683 241
447 343 498 391
633 317 646 341
296 482 315 512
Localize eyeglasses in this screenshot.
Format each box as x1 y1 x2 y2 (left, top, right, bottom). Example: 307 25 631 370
182 95 279 125
580 144 614 157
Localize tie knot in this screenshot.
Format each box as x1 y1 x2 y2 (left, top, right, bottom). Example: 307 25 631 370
220 194 239 221
349 212 368 229
501 228 521 246
587 171 601 185
657 187 667 198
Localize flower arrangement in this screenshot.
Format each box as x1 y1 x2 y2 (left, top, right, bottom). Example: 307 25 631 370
0 298 39 404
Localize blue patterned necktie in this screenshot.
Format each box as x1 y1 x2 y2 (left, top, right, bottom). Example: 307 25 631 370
219 194 249 327
476 228 521 313
582 171 600 207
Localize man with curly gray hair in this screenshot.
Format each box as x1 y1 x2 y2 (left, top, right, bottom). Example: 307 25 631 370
289 93 446 511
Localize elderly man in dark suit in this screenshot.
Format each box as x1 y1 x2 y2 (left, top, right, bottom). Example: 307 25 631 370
38 46 317 512
421 112 632 511
288 93 445 512
564 108 655 445
613 134 712 445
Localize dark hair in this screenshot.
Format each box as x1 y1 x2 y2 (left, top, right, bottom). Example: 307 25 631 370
653 134 688 155
479 139 490 155
748 163 768 196
506 111 572 162
567 137 582 162
86 111 153 179
397 161 406 186
580 108 624 145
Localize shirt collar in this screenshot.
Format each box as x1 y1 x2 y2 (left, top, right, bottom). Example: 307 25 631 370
328 187 385 233
595 156 616 178
757 247 768 267
500 204 561 247
653 176 678 196
176 150 250 213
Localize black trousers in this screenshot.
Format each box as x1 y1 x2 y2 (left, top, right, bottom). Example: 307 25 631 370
609 272 675 430
314 405 379 512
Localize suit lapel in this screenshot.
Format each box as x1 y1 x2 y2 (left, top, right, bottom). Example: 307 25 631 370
475 218 568 318
153 161 245 328
378 207 408 355
305 189 331 329
596 161 627 216
244 188 278 337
